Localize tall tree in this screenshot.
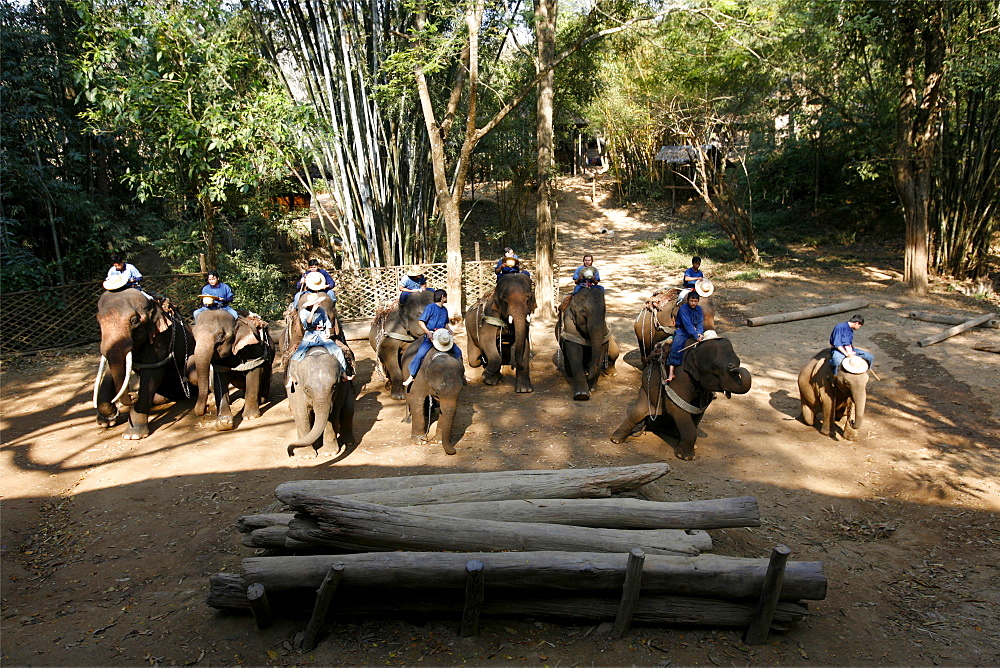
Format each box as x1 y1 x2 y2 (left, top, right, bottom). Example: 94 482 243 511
534 0 558 319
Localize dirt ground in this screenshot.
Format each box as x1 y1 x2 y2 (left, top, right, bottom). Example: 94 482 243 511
3 176 999 667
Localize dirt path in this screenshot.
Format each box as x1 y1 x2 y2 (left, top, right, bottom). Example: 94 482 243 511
2 176 999 666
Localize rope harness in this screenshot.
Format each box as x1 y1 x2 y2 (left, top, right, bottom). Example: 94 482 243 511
131 303 192 399
644 339 714 417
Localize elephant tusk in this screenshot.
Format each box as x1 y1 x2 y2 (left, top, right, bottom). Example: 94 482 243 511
526 314 532 323
93 355 108 409
110 351 132 405
209 364 215 393
508 315 514 324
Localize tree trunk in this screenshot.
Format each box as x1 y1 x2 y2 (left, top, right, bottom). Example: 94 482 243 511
200 193 218 273
275 464 670 505
916 312 998 347
234 551 827 600
533 0 558 320
237 496 760 532
745 299 869 327
908 312 1000 329
282 493 707 555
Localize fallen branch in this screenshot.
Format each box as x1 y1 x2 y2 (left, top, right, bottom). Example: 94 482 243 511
908 311 999 329
917 313 998 347
746 300 869 327
973 343 1000 354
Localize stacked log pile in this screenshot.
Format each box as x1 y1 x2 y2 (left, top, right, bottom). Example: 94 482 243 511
207 465 827 645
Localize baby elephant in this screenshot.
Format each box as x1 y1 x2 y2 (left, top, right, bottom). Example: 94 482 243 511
798 349 870 441
401 331 466 455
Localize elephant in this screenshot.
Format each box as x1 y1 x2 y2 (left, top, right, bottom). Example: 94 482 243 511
610 337 752 460
798 349 869 441
285 346 356 458
555 286 619 400
634 289 716 364
94 288 197 439
369 290 436 400
192 310 274 431
464 272 536 393
400 338 466 455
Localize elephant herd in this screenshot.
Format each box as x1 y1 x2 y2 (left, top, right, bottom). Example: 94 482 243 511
93 279 872 461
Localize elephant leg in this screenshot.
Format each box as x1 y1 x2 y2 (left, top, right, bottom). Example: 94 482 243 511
466 331 484 368
669 407 699 461
564 342 591 400
480 326 503 385
820 383 837 439
602 337 619 377
430 396 458 455
337 386 356 447
381 342 407 400
124 370 159 440
610 395 651 443
214 371 235 431
800 400 816 427
243 368 262 420
408 391 429 442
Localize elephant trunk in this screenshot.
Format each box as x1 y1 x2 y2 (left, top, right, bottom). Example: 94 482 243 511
193 336 216 417
435 396 459 455
731 367 753 395
850 389 866 431
291 393 334 447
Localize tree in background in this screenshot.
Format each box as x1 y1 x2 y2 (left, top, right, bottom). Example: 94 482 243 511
76 0 301 273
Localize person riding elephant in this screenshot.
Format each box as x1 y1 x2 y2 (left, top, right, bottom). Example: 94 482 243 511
634 281 716 364
798 348 871 441
369 288 436 400
94 285 197 439
400 328 466 455
285 345 356 460
192 309 274 431
465 272 536 393
610 336 752 460
555 281 619 400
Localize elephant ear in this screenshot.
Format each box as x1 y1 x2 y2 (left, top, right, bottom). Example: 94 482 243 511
233 319 260 354
151 302 173 336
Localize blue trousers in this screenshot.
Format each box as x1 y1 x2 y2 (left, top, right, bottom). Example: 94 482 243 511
831 348 874 374
408 336 463 376
194 306 238 319
667 333 694 366
572 283 604 294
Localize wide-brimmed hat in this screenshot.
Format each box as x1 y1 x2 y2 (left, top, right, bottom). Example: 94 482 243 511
504 257 518 267
702 329 719 341
200 295 216 306
305 272 327 291
103 274 129 291
580 266 597 280
301 292 326 308
695 278 715 298
431 328 454 352
407 265 424 277
841 356 869 374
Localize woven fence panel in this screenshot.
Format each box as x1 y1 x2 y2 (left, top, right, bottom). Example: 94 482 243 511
1 263 557 354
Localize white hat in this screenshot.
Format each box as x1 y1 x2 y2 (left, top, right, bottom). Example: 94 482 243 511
201 295 216 306
580 266 597 280
431 329 454 352
407 265 424 277
305 272 327 291
301 292 326 308
695 278 715 298
103 274 129 291
841 356 869 374
702 329 719 340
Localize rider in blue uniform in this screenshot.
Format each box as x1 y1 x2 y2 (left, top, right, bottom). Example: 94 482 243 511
105 255 144 290
403 289 463 386
193 271 238 319
572 254 602 293
294 258 336 308
666 291 705 382
829 315 874 374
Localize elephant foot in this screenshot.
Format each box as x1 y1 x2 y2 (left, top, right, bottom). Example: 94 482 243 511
610 435 626 444
411 435 426 444
674 447 696 461
244 409 261 420
122 426 149 440
442 443 457 456
287 444 319 459
391 390 406 400
573 391 591 401
515 383 534 394
215 416 235 431
96 413 118 429
483 374 501 386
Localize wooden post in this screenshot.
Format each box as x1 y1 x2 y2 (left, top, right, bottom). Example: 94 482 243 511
743 545 791 645
746 300 869 327
301 563 345 651
474 241 481 262
460 560 485 637
917 313 998 347
199 253 207 274
246 583 273 629
612 548 645 639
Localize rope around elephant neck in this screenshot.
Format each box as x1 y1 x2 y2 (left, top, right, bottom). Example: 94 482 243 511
172 312 192 399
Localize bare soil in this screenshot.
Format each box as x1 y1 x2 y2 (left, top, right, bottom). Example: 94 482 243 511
3 176 999 667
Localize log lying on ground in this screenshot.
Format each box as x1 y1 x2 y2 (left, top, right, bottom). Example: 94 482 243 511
274 464 670 506
908 311 1000 329
206 575 809 628
973 343 1000 354
236 551 827 600
283 493 708 555
917 313 998 347
746 299 869 327
236 496 760 534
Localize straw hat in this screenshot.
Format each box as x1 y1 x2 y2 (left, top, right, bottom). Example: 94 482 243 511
301 292 326 308
103 274 129 291
431 328 454 352
407 265 424 277
841 356 869 374
695 278 715 298
702 329 719 341
580 266 597 281
305 272 327 291
504 257 518 268
201 295 217 306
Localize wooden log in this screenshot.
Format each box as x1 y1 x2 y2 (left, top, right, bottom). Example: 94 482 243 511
283 493 707 556
246 583 273 629
973 343 1000 354
237 496 759 533
301 564 344 651
461 561 485 637
908 311 1000 329
274 464 671 506
744 544 791 645
237 513 291 533
612 548 645 638
207 572 249 609
745 299 869 327
236 551 827 601
917 313 998 347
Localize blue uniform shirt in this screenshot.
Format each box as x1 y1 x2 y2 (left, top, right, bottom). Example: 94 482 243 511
683 268 703 289
201 282 235 307
675 303 705 339
107 263 143 285
419 302 450 331
400 275 427 291
830 321 855 349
